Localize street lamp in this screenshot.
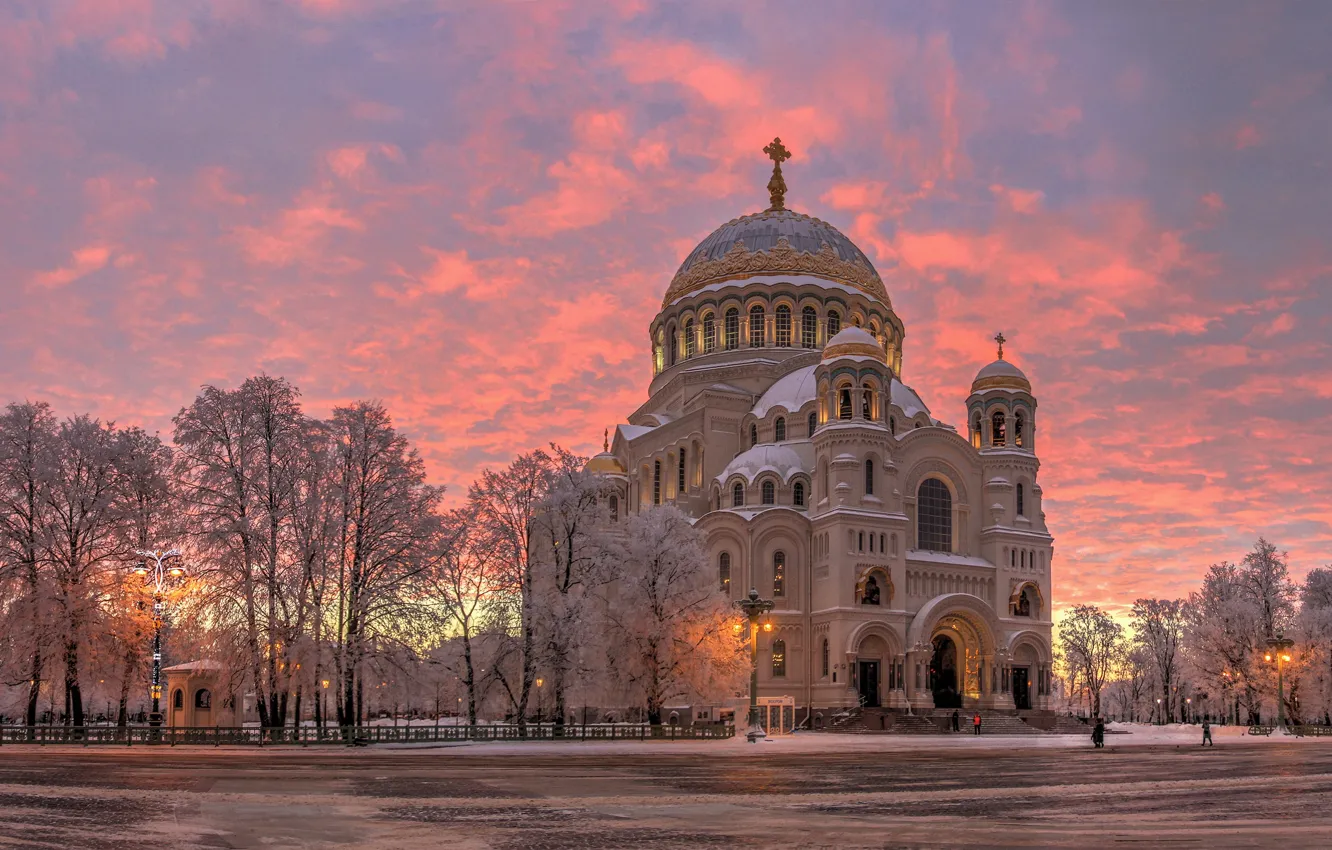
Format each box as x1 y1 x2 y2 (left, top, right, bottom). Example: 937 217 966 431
1156 698 1162 726
1264 634 1295 733
735 587 775 743
133 548 185 727
1185 697 1192 724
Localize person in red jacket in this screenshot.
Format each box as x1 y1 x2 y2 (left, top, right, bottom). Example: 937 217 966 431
973 713 982 736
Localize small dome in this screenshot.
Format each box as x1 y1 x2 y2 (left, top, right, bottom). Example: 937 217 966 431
972 358 1031 393
822 326 887 364
752 365 818 419
586 451 626 476
716 442 813 487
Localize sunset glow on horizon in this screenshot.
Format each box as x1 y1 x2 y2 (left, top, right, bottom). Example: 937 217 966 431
1 1 1328 615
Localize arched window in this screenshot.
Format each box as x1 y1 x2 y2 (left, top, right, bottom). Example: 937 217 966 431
1015 412 1025 448
750 423 759 447
775 305 791 347
1016 483 1025 517
724 308 740 350
808 411 817 436
827 310 841 337
802 306 818 348
761 480 775 505
732 482 744 507
772 639 787 677
172 689 184 710
668 326 678 366
861 575 882 605
653 460 661 505
821 638 829 677
195 688 212 709
702 313 716 353
972 415 982 449
684 319 695 358
862 382 873 419
719 552 731 591
773 551 786 596
677 449 687 494
864 458 875 496
991 410 1006 447
774 417 786 442
879 533 885 552
1016 586 1036 617
793 481 805 507
917 478 953 552
838 387 853 420
889 416 896 436
749 305 765 347
653 329 664 373
609 495 618 522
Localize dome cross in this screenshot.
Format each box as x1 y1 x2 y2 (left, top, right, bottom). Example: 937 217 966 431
994 331 1006 360
763 137 792 211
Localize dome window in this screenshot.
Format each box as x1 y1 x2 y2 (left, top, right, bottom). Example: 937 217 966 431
827 310 841 337
732 482 744 507
972 415 982 449
775 305 791 347
991 411 1006 447
1014 412 1026 448
838 387 853 420
774 417 786 442
807 411 817 437
684 319 695 358
862 382 873 420
668 326 678 366
702 313 716 353
917 478 953 552
761 480 775 505
749 306 765 348
724 309 740 350
802 307 818 348
793 481 805 507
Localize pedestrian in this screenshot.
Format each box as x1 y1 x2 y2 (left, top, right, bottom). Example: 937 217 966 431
1202 720 1213 747
952 709 960 732
973 712 982 736
1092 718 1105 748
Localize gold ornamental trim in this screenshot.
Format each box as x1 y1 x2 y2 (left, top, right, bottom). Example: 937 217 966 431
662 234 889 308
822 340 887 363
972 374 1031 393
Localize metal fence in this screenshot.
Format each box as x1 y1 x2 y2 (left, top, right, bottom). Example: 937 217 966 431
1247 724 1332 737
0 722 735 746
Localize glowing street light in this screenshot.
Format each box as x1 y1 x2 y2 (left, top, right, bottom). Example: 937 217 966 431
1265 634 1295 733
735 587 775 743
133 548 186 727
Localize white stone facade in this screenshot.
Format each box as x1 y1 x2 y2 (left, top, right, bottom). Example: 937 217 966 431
588 205 1054 720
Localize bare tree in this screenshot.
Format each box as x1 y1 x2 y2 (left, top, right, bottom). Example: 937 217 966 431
601 506 746 724
1058 604 1123 719
431 507 501 725
1131 598 1185 723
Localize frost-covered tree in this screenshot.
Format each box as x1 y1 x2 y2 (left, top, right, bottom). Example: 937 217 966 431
601 506 745 724
1131 598 1185 723
1186 562 1262 723
1297 568 1332 725
432 506 504 726
1058 604 1123 718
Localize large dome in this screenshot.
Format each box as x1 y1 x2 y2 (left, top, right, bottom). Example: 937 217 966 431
662 208 888 307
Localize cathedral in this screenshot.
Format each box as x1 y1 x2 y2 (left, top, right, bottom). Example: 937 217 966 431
587 140 1054 725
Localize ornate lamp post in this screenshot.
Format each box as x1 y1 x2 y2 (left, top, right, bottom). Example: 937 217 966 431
735 587 775 743
133 548 185 726
1264 634 1295 733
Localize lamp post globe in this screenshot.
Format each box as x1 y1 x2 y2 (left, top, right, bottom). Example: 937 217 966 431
133 548 185 727
734 587 775 743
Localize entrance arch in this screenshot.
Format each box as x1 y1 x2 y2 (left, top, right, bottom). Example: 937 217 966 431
906 593 1003 709
929 634 961 708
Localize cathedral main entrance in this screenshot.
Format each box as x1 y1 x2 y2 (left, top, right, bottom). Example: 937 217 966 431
857 661 880 707
1012 666 1031 710
929 635 961 708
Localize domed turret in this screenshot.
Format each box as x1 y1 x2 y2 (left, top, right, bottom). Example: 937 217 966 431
586 428 627 476
822 326 888 365
967 333 1036 452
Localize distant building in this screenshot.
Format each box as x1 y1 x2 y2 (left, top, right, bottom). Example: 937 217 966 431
163 660 237 727
588 142 1054 724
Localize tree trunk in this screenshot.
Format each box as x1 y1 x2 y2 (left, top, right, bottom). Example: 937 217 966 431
26 648 42 730
462 629 478 726
64 638 84 728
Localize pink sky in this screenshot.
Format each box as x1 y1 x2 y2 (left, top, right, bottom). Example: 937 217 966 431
0 1 1329 614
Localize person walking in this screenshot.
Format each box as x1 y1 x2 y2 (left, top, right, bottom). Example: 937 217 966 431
1202 719 1214 747
952 709 960 733
1092 718 1105 748
973 712 982 736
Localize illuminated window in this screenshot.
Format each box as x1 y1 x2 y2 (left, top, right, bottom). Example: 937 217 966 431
802 307 818 348
653 460 661 505
684 319 695 358
724 308 740 350
772 640 787 677
702 313 716 353
808 411 817 436
827 310 841 337
793 481 805 507
864 459 874 496
774 417 786 442
775 305 791 347
749 306 765 347
773 551 786 596
761 480 775 505
732 482 744 507
972 415 982 449
862 382 873 419
917 478 953 552
992 411 1006 447
1017 483 1025 517
719 552 731 591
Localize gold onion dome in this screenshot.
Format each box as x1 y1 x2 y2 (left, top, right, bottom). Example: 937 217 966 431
821 326 887 364
586 428 627 476
661 138 888 307
972 332 1031 393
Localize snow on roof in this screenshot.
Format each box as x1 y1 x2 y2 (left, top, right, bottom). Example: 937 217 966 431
752 364 817 418
905 550 993 569
617 424 656 441
891 379 932 420
162 660 224 673
666 274 886 308
715 441 814 486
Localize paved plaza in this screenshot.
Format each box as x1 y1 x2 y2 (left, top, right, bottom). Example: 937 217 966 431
2 734 1331 848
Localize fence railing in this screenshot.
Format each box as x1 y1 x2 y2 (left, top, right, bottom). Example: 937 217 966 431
0 722 735 746
1247 724 1332 737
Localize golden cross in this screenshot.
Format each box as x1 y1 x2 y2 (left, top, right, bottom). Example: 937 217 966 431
763 137 792 211
994 332 1006 360
603 427 609 452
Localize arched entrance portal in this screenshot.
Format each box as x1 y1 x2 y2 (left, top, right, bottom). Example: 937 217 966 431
929 635 961 708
